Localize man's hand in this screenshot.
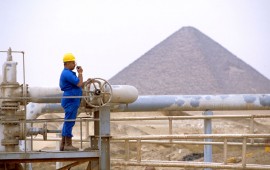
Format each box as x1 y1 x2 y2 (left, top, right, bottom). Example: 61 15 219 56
76 66 83 87
76 66 83 74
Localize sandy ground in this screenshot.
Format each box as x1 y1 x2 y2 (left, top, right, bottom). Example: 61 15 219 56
29 110 270 170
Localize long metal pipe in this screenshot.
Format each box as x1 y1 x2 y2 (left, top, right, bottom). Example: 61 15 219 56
112 134 270 140
113 94 270 112
27 87 62 103
27 85 138 104
26 102 63 120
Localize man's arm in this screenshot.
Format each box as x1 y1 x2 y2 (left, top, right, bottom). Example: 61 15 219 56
77 66 84 87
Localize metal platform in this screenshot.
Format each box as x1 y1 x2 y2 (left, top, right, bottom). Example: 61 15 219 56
0 151 99 163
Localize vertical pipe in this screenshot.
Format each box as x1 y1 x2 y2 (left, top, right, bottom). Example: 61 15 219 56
89 111 99 169
250 116 254 144
242 137 247 168
124 139 128 170
203 110 213 170
169 118 172 140
22 51 27 156
85 120 90 139
30 122 33 151
137 139 141 163
80 118 83 149
92 111 99 150
99 106 111 170
55 132 63 169
1 48 20 152
125 139 129 161
168 117 173 161
223 138 228 165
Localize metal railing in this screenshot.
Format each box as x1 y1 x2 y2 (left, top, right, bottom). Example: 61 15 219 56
111 114 270 137
110 113 270 169
0 116 96 151
7 112 270 169
27 116 96 150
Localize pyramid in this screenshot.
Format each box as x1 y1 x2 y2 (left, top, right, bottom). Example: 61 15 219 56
109 26 270 95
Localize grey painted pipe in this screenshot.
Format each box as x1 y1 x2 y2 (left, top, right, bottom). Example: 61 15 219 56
204 110 213 170
112 94 270 112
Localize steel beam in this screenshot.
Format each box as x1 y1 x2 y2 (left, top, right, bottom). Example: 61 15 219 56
99 106 111 170
0 151 99 163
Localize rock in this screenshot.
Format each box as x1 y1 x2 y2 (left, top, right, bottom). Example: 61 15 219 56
227 157 242 163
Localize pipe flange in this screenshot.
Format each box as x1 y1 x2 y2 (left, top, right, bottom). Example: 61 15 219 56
1 121 19 125
1 115 20 124
1 139 19 146
1 102 20 111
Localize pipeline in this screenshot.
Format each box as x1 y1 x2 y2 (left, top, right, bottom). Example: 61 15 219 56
27 85 138 104
112 94 270 112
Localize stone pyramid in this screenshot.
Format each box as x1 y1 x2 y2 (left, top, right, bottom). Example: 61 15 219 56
109 26 270 95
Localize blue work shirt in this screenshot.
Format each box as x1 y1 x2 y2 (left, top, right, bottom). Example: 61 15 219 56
59 68 82 108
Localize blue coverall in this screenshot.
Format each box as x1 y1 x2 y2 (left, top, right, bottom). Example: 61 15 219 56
59 68 82 137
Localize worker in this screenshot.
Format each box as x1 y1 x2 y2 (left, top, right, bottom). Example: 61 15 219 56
59 53 83 151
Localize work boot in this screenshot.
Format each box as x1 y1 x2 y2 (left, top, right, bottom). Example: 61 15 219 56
63 136 79 151
60 136 65 151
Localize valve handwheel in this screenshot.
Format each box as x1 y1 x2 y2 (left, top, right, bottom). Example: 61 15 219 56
83 78 113 108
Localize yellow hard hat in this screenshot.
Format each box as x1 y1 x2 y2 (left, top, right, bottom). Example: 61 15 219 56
63 53 76 62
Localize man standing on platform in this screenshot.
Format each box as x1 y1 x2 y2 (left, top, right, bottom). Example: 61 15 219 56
59 53 83 151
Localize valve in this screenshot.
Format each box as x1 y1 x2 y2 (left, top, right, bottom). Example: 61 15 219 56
83 78 113 108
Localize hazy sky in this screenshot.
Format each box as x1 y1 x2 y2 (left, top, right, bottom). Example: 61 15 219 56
0 0 269 87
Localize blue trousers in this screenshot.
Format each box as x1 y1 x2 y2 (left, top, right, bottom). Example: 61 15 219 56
62 103 79 137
